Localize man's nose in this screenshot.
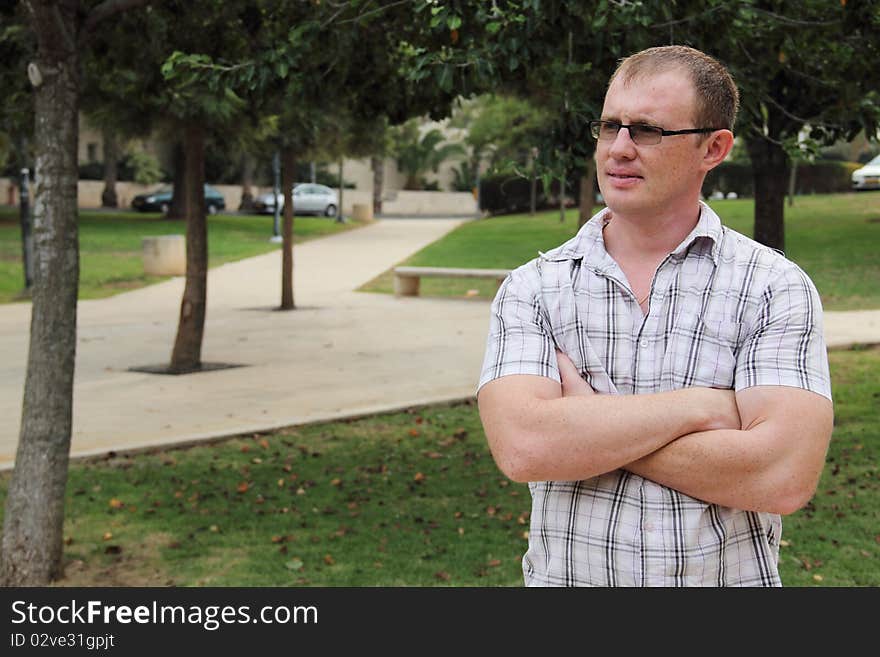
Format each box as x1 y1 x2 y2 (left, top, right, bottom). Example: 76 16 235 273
607 125 636 158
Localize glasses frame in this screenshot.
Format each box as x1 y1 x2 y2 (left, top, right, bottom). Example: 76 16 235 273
589 120 723 146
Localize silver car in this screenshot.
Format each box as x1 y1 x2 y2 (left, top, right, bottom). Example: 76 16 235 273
852 154 880 191
253 183 338 216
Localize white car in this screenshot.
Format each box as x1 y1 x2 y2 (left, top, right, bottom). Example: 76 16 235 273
253 183 339 216
852 154 880 191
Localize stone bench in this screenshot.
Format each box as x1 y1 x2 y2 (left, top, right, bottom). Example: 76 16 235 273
142 235 185 276
393 266 511 297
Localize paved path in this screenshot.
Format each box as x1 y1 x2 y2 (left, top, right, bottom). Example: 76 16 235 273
1 218 878 470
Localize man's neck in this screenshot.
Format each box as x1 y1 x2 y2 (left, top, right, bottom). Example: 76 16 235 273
602 204 702 263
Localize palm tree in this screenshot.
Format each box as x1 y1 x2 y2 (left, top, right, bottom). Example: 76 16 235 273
391 119 465 190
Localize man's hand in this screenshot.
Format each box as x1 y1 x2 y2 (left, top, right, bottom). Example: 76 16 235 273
556 350 595 397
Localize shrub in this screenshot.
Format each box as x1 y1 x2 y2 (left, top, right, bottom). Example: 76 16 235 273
702 160 860 198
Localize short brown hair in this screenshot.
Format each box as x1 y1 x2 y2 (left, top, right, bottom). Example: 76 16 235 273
609 45 739 132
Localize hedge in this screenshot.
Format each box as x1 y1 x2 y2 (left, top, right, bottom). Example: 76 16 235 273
702 160 861 198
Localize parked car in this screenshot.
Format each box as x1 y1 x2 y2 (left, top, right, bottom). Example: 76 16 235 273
253 183 338 217
852 154 880 191
131 184 226 214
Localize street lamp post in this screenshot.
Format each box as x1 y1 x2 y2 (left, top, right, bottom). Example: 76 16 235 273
19 167 33 292
270 150 282 243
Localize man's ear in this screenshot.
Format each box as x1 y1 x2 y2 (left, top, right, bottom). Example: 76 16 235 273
702 129 735 172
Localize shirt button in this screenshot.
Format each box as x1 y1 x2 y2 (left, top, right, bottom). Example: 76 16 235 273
640 339 648 348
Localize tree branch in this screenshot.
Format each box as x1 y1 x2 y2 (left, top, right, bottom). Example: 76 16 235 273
80 0 152 46
337 0 412 26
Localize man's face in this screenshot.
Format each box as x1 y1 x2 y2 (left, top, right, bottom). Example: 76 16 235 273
596 69 707 222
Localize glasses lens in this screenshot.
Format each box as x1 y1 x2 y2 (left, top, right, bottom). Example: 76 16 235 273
629 124 663 145
598 121 620 140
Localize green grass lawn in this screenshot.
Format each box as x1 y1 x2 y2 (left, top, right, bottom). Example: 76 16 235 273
0 346 875 587
360 192 880 311
0 207 364 304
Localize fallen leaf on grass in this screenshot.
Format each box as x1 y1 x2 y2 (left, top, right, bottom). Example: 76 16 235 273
108 498 124 509
330 478 342 487
779 539 791 547
408 429 420 437
487 559 501 568
102 532 113 541
259 439 270 449
236 482 249 494
210 525 220 533
424 451 444 459
285 559 304 571
813 574 824 582
434 571 451 581
323 554 336 566
413 472 426 482
64 536 74 546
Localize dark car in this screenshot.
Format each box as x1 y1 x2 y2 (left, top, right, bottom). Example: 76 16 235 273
131 184 226 214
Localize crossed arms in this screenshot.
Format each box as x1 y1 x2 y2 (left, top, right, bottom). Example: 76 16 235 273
477 350 833 515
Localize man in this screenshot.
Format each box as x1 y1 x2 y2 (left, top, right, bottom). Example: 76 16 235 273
477 45 833 587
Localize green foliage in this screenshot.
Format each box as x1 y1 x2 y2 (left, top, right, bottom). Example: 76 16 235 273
391 119 466 190
0 5 34 173
450 160 478 192
126 150 163 186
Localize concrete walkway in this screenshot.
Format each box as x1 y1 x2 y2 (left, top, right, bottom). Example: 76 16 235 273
1 218 878 470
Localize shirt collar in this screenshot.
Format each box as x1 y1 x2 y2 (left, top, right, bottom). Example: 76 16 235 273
541 202 723 266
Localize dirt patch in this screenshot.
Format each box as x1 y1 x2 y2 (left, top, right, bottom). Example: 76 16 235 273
52 532 177 587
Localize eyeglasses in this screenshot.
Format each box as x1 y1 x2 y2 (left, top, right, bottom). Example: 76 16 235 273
589 120 722 146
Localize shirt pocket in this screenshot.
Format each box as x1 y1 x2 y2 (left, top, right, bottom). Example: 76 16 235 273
661 311 742 390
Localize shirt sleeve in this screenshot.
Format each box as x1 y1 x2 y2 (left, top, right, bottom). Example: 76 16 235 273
735 260 832 400
477 262 560 393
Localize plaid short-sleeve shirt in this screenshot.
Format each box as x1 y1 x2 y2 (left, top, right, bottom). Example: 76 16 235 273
478 203 832 587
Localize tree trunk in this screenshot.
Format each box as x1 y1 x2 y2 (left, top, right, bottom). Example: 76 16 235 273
578 161 596 230
746 135 789 252
529 148 537 216
558 174 566 223
280 146 295 310
239 152 255 211
371 155 383 216
100 127 118 207
0 0 80 586
169 122 207 372
167 140 186 219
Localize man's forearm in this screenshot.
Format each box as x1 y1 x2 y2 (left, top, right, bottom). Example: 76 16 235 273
625 388 833 515
479 378 738 482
